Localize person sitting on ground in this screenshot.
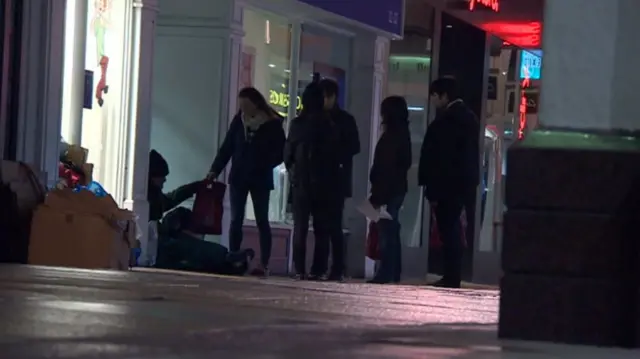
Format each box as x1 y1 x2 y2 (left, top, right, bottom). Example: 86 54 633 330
144 149 201 266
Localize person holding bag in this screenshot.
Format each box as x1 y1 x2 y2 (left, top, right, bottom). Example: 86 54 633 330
367 96 412 284
208 87 286 277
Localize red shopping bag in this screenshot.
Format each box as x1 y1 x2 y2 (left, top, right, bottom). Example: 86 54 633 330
429 204 468 249
188 180 226 235
366 221 380 260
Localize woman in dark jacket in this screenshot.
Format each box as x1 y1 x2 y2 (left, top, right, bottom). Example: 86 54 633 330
208 87 286 276
368 96 412 284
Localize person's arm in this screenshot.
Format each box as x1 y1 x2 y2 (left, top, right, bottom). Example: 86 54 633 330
266 120 286 169
344 113 360 158
418 130 431 187
160 181 201 213
284 119 302 171
369 134 395 207
209 117 239 177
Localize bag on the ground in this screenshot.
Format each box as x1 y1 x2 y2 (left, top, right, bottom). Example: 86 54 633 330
188 180 226 235
366 221 380 260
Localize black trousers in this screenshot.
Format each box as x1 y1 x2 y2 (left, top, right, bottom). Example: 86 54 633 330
229 185 272 267
434 200 464 284
292 193 344 276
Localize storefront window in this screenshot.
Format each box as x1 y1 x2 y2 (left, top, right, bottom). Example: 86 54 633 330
387 55 432 247
242 9 291 222
299 25 350 107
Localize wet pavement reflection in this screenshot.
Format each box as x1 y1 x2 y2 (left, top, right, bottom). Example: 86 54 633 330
0 265 637 358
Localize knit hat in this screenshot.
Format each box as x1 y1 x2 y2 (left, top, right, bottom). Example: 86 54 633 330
149 149 169 178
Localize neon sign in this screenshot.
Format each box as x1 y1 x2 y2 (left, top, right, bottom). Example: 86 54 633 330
469 0 499 12
482 21 541 48
518 65 531 140
269 90 302 110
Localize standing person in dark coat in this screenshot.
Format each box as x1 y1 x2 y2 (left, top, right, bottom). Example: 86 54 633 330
367 96 412 284
285 81 344 281
418 77 480 288
318 78 360 280
208 87 286 277
318 79 360 198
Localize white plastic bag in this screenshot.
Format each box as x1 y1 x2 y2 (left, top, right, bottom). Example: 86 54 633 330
139 220 159 266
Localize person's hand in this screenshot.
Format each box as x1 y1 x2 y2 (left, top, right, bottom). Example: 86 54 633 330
368 196 380 209
206 172 217 181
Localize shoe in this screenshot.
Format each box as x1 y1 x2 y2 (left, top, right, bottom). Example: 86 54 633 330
367 277 392 284
251 265 270 278
328 273 345 282
430 278 461 289
307 273 328 281
292 273 306 280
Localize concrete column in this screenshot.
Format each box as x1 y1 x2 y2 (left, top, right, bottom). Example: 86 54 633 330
122 0 159 240
500 0 640 347
60 0 87 145
539 0 640 132
15 0 65 187
345 33 389 279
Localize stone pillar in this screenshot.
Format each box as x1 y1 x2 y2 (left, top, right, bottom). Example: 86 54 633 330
122 0 159 241
345 33 389 279
500 0 640 347
60 0 87 145
14 0 66 188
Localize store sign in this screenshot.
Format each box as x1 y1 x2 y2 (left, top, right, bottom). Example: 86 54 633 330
269 90 302 110
298 0 404 36
518 66 532 140
469 0 499 12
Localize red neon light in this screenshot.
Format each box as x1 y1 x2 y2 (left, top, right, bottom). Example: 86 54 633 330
481 21 541 48
518 66 531 140
469 0 499 12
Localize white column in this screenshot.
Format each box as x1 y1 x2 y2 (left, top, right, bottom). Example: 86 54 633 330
345 33 389 278
15 0 66 187
60 0 87 145
539 0 640 132
122 0 159 240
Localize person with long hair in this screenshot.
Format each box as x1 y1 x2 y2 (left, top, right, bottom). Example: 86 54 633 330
285 81 345 280
368 96 412 284
208 87 286 277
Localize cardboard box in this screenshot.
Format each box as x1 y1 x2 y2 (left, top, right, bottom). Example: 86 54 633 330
28 190 136 270
66 145 88 166
81 163 94 184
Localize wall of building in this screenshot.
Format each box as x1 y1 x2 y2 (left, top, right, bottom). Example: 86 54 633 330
151 0 241 205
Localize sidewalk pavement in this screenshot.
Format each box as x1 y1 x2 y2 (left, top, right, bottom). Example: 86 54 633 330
0 265 636 358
